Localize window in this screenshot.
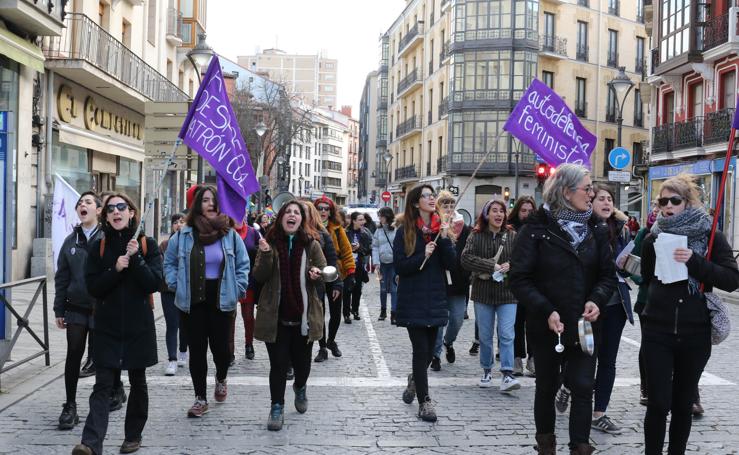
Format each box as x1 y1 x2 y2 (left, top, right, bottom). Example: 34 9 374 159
576 21 588 61
689 83 703 118
721 71 736 110
543 13 555 51
180 0 193 16
147 0 157 45
542 71 554 89
659 0 690 63
575 78 587 117
607 29 618 67
608 0 619 16
663 91 675 124
633 141 644 165
637 0 644 22
451 49 537 102
455 0 536 42
636 37 645 74
606 87 616 122
634 89 644 126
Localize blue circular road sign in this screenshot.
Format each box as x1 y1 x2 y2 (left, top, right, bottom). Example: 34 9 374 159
608 147 631 170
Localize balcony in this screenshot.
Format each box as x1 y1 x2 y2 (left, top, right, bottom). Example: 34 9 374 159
397 68 422 96
0 0 64 36
376 135 387 147
398 22 424 58
43 13 188 110
576 44 588 62
635 57 645 76
375 176 387 188
651 117 704 153
704 108 735 145
440 41 451 63
166 7 183 45
539 35 568 59
377 94 388 110
395 164 418 181
379 60 388 74
608 1 620 16
607 51 619 68
575 101 587 118
703 12 730 51
437 155 447 173
439 97 449 119
606 111 616 123
634 114 644 128
396 115 421 140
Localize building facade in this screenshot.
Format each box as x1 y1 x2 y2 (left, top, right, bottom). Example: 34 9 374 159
359 70 378 203
646 0 739 245
237 49 338 108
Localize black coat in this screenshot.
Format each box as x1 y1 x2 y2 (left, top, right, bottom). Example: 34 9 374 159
509 208 617 345
346 227 373 282
86 227 162 370
447 225 472 296
641 230 739 335
393 225 456 327
54 225 104 317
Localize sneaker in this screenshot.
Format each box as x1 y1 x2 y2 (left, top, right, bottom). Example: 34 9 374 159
187 398 209 418
512 357 524 376
327 341 342 357
592 415 622 434
430 356 441 371
402 373 416 404
214 379 228 402
110 386 127 412
418 397 437 422
72 444 93 455
525 356 536 377
353 311 361 321
314 348 328 363
379 309 387 321
177 351 188 367
479 369 493 388
286 367 294 381
639 393 649 407
344 316 352 324
267 403 284 431
165 360 177 376
119 439 141 453
79 358 95 378
692 402 705 417
293 383 308 413
58 402 79 430
555 386 571 414
469 342 479 356
445 343 456 364
245 344 255 360
500 373 521 392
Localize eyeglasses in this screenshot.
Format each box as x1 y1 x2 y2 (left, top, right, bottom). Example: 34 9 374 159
316 206 330 212
658 195 684 207
106 202 128 213
576 185 595 194
420 192 437 200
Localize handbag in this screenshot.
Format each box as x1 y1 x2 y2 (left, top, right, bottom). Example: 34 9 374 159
705 292 731 345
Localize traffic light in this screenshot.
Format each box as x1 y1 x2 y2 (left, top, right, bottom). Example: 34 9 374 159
536 163 549 185
504 187 510 199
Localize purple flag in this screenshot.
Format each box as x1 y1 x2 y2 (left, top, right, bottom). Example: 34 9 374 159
732 95 739 129
179 55 259 222
504 79 597 168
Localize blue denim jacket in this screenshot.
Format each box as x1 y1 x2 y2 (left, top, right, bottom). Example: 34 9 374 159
163 226 249 313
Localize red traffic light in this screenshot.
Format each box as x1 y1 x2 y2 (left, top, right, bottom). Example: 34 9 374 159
537 164 547 175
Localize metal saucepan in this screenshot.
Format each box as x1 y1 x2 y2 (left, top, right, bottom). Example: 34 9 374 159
623 254 642 277
578 317 595 356
321 266 339 282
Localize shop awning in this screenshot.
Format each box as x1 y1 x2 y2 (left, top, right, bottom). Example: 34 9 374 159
0 27 44 73
58 123 144 162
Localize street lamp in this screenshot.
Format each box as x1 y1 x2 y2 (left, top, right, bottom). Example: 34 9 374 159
383 152 393 189
255 122 268 212
298 175 305 195
186 33 214 183
607 66 635 209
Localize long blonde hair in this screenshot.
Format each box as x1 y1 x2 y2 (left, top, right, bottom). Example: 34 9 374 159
436 189 457 242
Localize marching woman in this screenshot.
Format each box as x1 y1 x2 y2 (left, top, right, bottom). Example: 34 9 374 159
461 198 520 392
73 193 162 455
55 192 103 430
159 213 187 376
395 184 456 422
372 207 398 323
509 164 616 455
343 212 373 322
163 186 249 418
253 201 327 431
640 174 739 455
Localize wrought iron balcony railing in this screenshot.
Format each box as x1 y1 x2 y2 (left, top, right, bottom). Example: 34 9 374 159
575 101 587 118
398 22 423 54
607 51 619 68
395 165 418 180
396 115 421 138
437 155 447 173
576 44 588 61
439 97 448 118
606 111 616 123
540 34 568 57
43 13 188 102
704 108 735 145
635 58 645 76
703 12 729 51
397 68 421 95
609 1 620 16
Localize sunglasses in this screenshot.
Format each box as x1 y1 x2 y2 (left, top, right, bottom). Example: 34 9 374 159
106 202 129 213
316 206 331 212
658 196 684 207
420 192 437 200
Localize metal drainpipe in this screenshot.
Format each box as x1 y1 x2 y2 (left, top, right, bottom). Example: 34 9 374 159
44 70 54 237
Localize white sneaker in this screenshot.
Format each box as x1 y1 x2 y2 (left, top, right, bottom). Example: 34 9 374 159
165 360 177 376
177 352 188 367
500 373 521 392
479 370 493 388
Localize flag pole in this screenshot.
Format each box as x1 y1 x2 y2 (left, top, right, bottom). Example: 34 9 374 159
705 128 736 261
130 138 182 249
418 129 505 270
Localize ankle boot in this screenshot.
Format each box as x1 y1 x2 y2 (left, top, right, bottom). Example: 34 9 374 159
569 443 595 455
534 433 556 455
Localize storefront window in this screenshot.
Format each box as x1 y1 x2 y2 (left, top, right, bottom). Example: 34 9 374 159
52 131 92 194
0 57 19 250
117 157 141 205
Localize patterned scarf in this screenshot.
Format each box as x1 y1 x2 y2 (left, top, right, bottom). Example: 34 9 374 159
551 206 593 249
416 213 441 243
651 207 711 293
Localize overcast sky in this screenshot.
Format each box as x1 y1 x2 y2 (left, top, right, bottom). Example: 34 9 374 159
207 0 404 118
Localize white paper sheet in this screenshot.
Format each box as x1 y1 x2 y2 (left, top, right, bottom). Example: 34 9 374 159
654 233 688 284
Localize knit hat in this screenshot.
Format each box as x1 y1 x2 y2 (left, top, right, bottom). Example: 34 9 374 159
313 195 335 211
186 184 201 209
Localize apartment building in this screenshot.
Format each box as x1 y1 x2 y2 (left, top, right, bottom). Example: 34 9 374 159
359 70 378 202
310 107 350 204
340 106 360 204
646 0 739 244
539 0 649 214
237 49 338 108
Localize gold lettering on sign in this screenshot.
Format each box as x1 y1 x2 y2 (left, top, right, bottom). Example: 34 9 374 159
57 85 78 123
59 85 143 141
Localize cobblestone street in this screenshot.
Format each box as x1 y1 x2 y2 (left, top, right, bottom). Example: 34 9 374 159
1 280 739 454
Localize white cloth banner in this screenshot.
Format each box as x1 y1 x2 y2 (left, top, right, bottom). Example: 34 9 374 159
52 175 80 272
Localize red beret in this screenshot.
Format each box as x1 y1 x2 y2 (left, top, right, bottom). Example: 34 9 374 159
186 184 201 209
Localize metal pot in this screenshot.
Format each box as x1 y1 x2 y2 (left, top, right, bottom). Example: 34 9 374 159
321 266 339 282
623 254 642 277
578 317 595 356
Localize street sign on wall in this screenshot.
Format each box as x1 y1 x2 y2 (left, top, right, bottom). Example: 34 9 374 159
608 170 631 183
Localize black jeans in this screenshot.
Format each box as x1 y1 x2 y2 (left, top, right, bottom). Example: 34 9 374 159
319 286 342 348
531 332 596 446
182 280 232 399
265 324 313 405
343 280 363 317
406 326 439 403
81 367 148 455
514 304 532 358
161 292 187 361
642 328 711 455
64 322 90 403
594 304 627 412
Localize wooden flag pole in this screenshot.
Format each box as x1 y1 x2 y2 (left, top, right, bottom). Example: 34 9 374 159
705 128 736 262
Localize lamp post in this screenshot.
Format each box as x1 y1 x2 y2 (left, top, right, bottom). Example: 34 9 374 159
255 121 268 212
607 66 635 209
276 155 287 192
298 175 305 196
186 33 214 183
383 151 394 206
